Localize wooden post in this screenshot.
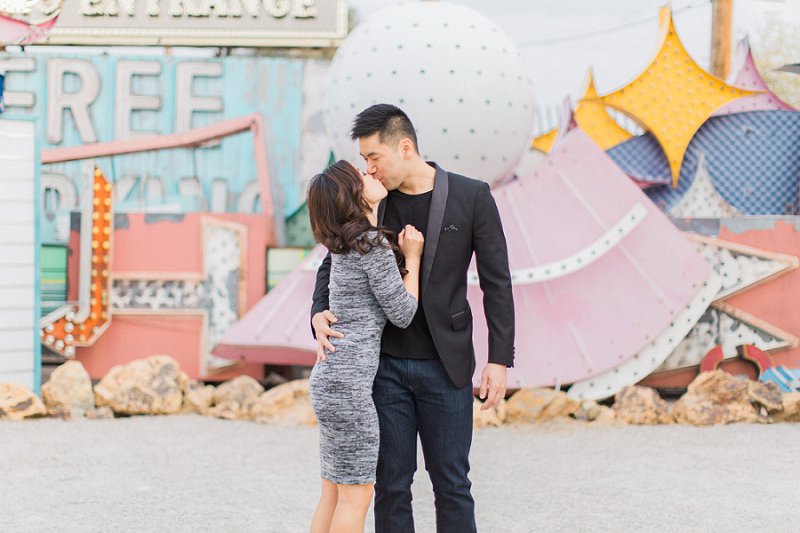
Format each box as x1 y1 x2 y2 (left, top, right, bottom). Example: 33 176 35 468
710 0 734 79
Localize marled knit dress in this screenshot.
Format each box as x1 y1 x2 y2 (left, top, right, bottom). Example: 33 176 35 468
309 234 418 485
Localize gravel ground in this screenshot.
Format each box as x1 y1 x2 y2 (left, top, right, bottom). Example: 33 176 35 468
1 415 799 532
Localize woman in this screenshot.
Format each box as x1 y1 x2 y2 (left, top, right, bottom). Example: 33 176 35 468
306 160 424 533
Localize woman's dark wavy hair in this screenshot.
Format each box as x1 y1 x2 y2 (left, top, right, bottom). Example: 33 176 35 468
307 160 407 273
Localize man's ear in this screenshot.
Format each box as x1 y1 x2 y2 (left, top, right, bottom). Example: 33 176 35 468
400 138 414 159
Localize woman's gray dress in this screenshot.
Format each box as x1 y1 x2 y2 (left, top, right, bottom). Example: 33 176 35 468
309 235 418 485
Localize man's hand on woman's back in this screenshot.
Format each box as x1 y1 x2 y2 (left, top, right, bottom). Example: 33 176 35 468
312 310 344 363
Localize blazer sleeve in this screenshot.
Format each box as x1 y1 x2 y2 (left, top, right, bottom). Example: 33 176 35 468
472 182 515 367
361 243 418 329
309 250 332 338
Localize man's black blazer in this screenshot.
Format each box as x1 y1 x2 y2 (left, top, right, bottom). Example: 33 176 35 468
311 163 515 389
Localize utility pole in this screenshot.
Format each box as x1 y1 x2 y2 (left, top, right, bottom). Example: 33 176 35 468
710 0 734 79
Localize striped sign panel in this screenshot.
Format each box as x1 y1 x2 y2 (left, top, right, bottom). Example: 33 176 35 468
0 118 37 391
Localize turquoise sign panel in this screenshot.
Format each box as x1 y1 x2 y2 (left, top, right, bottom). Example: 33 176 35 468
2 52 304 224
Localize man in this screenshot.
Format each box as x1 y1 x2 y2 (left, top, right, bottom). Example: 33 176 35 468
311 104 514 532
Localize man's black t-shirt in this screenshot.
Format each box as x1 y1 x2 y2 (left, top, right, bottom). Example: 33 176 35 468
380 189 439 360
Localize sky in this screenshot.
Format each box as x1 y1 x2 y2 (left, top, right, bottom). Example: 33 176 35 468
347 0 800 128
12 0 799 132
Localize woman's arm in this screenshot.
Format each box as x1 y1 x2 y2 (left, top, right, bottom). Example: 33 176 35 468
361 237 419 329
402 254 420 302
398 224 424 302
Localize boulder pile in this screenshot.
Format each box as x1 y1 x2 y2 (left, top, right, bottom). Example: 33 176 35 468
1 356 315 426
3 360 800 428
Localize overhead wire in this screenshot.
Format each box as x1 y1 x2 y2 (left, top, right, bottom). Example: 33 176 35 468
518 0 712 47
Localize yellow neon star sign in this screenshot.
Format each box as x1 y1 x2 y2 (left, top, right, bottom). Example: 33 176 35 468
595 7 758 186
574 70 633 150
532 127 558 153
531 70 633 154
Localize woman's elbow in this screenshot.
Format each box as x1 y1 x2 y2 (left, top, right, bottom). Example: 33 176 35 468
390 302 418 329
392 316 414 329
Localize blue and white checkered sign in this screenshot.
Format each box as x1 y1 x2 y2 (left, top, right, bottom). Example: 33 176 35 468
607 111 800 215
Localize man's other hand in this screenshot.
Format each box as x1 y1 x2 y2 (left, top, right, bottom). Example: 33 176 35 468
479 363 507 410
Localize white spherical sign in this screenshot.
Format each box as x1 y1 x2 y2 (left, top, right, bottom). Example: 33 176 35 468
324 1 535 184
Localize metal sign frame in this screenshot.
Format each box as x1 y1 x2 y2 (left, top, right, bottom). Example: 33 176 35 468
41 0 348 47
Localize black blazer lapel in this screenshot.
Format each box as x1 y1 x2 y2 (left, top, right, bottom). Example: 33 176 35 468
421 164 449 293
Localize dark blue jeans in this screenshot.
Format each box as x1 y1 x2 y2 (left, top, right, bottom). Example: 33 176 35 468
372 355 476 533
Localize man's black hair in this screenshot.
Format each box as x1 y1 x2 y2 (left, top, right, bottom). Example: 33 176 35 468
350 104 419 153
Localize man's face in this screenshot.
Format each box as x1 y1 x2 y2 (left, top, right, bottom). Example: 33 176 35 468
358 133 407 191
356 163 388 206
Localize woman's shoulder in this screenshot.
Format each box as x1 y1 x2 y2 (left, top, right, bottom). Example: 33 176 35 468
352 229 388 246
329 231 388 261
358 231 392 259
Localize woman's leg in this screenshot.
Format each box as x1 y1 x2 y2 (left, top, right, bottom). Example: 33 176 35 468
311 478 338 533
330 483 374 533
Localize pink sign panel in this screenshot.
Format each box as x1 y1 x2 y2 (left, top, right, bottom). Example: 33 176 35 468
0 15 57 45
469 128 712 388
713 38 795 116
217 130 712 390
